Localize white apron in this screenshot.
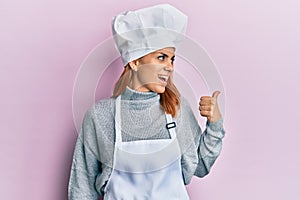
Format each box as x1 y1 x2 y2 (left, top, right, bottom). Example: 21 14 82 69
103 95 190 200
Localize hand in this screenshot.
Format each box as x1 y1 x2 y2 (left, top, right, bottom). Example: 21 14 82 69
199 91 222 122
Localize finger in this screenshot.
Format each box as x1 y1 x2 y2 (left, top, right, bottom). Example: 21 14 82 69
212 90 221 99
200 96 211 101
199 98 212 105
200 110 212 117
199 105 212 111
199 100 212 106
199 105 203 111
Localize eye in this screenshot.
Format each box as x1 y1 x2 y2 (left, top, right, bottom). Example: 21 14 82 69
171 57 175 63
157 55 166 61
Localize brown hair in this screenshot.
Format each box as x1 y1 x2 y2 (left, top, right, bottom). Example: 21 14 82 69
112 65 181 117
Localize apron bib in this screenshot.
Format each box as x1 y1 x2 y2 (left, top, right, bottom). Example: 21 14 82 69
104 95 190 200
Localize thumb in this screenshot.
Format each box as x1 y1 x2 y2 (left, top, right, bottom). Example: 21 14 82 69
212 90 221 99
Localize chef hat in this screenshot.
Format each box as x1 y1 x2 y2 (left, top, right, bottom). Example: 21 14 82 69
112 4 188 66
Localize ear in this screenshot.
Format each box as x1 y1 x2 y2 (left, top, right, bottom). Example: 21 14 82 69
128 59 140 71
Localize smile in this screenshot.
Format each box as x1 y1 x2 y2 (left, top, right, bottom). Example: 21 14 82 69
158 74 168 82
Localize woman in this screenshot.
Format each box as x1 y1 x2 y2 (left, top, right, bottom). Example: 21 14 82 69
68 4 225 200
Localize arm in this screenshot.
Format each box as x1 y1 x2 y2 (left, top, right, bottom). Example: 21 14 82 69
194 118 225 177
194 90 225 177
68 107 101 200
178 96 225 184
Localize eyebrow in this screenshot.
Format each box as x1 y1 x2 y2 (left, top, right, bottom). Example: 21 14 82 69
157 52 175 59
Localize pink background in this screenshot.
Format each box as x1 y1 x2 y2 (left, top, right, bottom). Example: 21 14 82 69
1 0 299 199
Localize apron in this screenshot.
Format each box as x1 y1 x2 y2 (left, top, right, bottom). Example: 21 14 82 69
103 95 190 200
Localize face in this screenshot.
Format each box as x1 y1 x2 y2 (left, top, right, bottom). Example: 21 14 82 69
128 47 175 93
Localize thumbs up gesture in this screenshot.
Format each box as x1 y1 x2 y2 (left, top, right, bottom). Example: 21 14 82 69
199 91 222 122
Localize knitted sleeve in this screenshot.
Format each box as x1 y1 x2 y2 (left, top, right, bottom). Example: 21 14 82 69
68 107 102 200
194 118 225 177
179 97 225 184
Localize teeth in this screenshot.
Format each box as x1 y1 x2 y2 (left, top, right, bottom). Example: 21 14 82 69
158 75 168 82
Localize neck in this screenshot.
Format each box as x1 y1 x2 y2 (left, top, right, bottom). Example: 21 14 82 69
121 86 159 101
128 74 150 92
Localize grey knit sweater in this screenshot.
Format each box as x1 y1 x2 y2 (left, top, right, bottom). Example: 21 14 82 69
68 86 225 199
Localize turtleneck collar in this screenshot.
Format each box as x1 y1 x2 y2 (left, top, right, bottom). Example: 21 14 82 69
121 86 159 101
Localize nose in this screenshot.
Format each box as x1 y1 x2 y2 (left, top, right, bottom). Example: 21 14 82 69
164 61 174 72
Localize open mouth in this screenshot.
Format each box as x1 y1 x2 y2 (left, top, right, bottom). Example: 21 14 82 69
158 75 168 84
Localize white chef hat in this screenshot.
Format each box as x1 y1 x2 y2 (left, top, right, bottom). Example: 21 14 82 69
112 4 188 66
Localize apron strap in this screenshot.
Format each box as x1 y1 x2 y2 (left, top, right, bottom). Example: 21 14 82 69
115 95 122 144
165 114 177 139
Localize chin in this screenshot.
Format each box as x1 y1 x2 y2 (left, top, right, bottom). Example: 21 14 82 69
150 85 166 93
